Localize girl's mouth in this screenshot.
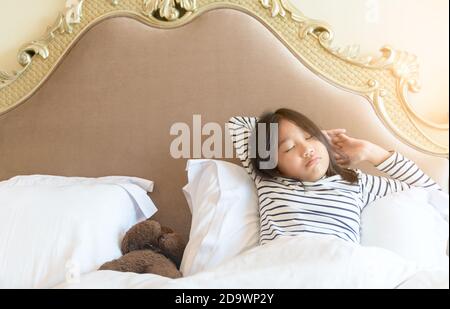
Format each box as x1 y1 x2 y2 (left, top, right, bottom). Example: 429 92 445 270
306 157 320 168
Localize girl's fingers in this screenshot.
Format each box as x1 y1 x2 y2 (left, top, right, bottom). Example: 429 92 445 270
321 131 331 142
334 153 350 165
333 133 349 141
334 147 343 153
327 129 346 135
324 129 346 139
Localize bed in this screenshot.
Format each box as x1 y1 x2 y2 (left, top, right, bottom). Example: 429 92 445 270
0 0 448 289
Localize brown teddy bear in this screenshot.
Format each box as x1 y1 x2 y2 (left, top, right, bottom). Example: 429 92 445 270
99 219 186 279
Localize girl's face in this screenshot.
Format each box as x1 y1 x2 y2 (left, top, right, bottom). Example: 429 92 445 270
277 119 330 182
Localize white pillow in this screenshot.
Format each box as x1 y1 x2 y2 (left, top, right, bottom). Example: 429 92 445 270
361 187 449 269
0 175 158 288
180 160 260 276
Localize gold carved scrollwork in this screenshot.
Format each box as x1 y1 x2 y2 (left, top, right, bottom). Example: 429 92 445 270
0 0 84 89
142 0 197 21
260 0 286 18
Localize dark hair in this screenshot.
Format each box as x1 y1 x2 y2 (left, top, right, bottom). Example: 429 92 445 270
250 108 358 184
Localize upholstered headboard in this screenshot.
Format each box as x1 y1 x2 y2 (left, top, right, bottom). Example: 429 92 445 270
0 0 448 241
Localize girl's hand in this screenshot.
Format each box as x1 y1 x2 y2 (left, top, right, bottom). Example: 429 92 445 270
322 129 354 167
322 129 347 143
327 132 391 167
331 134 369 167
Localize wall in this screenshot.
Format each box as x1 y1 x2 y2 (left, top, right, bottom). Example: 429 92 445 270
0 0 448 124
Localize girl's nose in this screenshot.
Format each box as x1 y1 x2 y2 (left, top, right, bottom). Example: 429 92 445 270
303 148 315 158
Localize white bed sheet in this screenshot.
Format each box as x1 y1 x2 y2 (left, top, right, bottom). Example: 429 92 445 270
56 234 449 289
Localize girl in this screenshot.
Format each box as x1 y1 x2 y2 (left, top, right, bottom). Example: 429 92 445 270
228 108 441 245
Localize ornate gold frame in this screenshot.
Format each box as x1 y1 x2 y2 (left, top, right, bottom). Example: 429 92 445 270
0 0 448 157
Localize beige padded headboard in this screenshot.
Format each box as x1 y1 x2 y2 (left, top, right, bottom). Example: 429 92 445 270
0 4 448 241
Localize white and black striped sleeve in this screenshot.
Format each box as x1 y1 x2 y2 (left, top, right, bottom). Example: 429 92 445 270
360 151 441 207
228 116 258 181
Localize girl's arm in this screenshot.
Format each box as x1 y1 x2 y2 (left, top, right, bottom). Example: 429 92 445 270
360 150 441 207
228 116 258 181
331 133 442 208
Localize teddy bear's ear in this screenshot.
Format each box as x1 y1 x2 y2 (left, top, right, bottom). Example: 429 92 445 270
121 220 162 254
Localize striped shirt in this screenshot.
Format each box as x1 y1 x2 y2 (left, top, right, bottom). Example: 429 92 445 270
228 116 442 245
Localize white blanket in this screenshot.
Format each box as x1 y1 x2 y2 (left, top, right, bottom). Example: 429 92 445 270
56 234 449 289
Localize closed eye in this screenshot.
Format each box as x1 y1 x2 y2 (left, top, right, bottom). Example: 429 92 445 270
285 145 295 153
